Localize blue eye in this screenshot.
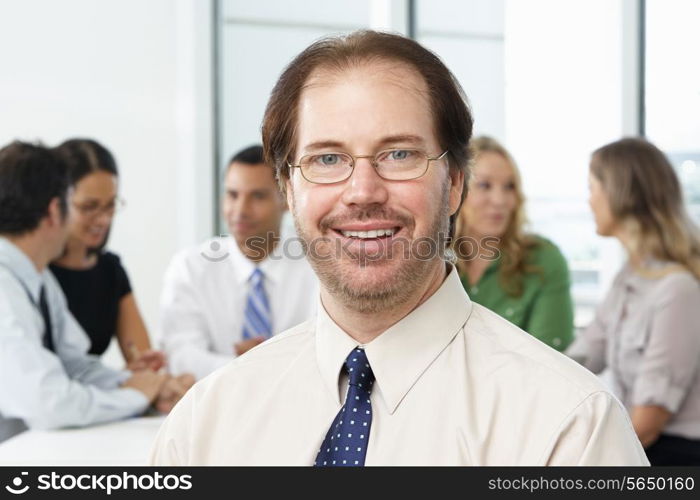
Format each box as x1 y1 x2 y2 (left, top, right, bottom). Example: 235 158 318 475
389 150 411 161
319 154 340 166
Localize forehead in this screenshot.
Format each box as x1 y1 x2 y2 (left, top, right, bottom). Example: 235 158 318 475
73 170 117 197
474 152 513 175
225 162 276 188
296 60 436 151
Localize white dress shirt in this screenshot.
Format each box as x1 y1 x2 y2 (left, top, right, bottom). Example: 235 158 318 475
159 228 318 380
0 237 149 443
151 265 648 465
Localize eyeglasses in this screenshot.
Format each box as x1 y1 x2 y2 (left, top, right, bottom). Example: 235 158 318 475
287 149 449 184
72 198 126 218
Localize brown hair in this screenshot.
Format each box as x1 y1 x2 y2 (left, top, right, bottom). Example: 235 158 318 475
456 136 540 296
261 30 473 238
590 137 700 279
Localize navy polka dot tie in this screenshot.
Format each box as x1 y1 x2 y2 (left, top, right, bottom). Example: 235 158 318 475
315 347 375 466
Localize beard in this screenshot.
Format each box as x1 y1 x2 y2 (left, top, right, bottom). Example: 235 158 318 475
290 185 451 314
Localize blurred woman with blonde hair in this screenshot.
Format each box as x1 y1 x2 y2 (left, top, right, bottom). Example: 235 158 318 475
567 137 700 465
456 136 574 351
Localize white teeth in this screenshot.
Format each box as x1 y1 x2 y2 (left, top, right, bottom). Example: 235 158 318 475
340 228 396 239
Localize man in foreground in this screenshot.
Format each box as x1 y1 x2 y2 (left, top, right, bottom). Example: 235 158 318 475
151 31 648 465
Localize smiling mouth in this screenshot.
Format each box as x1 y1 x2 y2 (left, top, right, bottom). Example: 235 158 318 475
333 226 402 240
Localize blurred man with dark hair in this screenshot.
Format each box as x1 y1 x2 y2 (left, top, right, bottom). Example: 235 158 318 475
159 144 317 380
0 141 182 443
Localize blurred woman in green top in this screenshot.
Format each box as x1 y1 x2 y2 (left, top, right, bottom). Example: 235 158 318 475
455 136 574 351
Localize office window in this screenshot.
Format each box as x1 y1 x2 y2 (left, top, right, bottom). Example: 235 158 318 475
645 0 700 222
416 0 506 140
505 0 628 325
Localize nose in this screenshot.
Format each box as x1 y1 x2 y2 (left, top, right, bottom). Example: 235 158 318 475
95 209 114 225
340 157 389 207
488 186 509 207
234 195 254 217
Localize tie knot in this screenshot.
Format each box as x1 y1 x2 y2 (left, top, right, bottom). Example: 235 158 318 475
344 348 374 390
250 268 264 284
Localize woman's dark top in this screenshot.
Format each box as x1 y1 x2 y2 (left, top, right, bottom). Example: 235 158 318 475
50 251 132 355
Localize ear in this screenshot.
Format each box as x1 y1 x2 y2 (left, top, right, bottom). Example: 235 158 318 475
284 178 294 212
46 197 66 228
448 169 465 216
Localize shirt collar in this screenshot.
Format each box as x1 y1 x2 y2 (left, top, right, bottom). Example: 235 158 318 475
0 236 45 303
620 258 687 290
227 225 297 286
228 237 256 285
315 265 473 414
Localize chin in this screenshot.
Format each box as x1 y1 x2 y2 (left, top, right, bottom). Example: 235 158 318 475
336 253 393 273
593 221 610 236
85 237 104 249
232 230 260 245
316 253 397 287
491 227 508 240
473 226 505 241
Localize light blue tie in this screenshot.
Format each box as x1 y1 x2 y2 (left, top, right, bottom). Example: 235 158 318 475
242 268 272 339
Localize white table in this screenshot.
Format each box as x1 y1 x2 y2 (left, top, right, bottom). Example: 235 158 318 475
0 416 165 466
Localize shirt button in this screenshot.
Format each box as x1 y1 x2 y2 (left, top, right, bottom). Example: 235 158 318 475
505 307 514 317
553 337 561 347
472 286 479 294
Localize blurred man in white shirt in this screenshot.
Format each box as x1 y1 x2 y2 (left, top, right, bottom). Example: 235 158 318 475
160 145 318 380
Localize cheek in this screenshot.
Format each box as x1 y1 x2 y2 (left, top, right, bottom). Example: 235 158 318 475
464 192 485 215
222 199 234 217
600 204 613 226
506 193 518 213
70 213 90 231
589 194 603 219
290 182 335 227
259 200 281 219
399 182 442 230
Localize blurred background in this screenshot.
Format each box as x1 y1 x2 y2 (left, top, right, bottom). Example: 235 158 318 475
0 0 698 366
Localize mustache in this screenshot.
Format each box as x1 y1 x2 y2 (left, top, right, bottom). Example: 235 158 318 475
319 205 414 232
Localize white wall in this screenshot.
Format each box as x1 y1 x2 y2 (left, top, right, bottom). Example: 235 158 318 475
0 0 214 354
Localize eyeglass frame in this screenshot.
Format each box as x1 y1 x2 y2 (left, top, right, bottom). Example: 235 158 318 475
286 149 449 184
71 197 126 218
